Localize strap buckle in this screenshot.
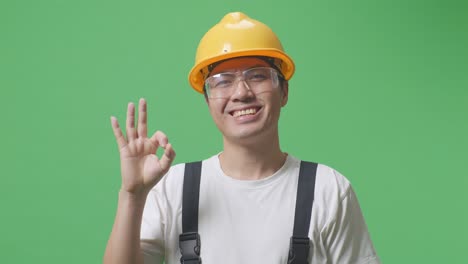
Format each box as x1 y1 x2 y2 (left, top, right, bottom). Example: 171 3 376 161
179 232 202 264
288 236 310 264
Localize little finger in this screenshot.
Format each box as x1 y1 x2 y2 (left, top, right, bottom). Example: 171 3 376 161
110 116 127 149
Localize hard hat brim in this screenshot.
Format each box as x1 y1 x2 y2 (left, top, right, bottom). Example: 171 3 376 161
188 49 295 94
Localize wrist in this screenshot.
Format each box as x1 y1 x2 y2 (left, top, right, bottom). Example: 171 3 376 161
118 189 148 207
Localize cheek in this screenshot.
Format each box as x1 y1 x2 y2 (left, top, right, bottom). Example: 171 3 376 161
264 93 283 110
207 101 227 123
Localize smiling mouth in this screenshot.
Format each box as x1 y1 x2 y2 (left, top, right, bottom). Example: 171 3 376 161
231 107 261 117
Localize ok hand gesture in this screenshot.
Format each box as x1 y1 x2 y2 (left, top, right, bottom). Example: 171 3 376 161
110 98 176 195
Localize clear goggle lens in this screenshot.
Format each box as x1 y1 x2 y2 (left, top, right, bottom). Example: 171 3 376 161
204 67 280 99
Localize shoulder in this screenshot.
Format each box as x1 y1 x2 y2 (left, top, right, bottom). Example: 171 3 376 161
290 156 351 201
315 163 351 202
295 159 354 229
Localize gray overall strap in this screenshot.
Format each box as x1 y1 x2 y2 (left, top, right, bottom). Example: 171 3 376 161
180 160 317 264
288 161 318 264
179 161 202 264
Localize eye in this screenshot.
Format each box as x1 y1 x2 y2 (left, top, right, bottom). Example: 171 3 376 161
213 78 234 88
207 73 235 89
246 69 269 82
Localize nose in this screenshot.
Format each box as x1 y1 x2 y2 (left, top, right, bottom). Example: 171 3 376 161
231 79 255 101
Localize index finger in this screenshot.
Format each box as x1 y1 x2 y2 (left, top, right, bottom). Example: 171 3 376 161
149 130 168 148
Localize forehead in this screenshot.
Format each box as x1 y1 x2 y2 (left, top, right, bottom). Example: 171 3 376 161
210 57 270 75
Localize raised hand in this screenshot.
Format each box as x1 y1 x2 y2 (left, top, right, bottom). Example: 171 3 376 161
110 98 175 195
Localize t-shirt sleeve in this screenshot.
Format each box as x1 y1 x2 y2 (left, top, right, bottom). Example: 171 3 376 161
322 183 381 263
140 187 166 264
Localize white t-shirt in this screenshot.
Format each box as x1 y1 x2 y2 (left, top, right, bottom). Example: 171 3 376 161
141 154 380 264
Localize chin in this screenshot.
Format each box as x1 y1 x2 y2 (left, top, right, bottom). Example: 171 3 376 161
223 127 270 144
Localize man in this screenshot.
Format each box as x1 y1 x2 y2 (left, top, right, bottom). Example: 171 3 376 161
104 12 380 264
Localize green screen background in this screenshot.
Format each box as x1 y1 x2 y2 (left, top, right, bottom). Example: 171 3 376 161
1 0 467 263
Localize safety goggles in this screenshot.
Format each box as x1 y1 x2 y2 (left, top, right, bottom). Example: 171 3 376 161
204 67 281 99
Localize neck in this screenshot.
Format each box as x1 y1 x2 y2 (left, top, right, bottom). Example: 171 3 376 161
219 133 286 180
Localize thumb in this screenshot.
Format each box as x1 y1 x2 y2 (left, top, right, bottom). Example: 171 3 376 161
159 143 176 173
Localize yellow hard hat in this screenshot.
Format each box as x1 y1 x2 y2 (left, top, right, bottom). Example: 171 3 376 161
188 12 295 94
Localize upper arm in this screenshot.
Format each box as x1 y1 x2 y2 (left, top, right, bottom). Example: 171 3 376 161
321 186 380 263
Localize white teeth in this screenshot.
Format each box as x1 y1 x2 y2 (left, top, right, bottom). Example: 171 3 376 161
233 108 257 117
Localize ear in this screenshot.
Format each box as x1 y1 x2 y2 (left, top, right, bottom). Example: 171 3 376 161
281 81 289 107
